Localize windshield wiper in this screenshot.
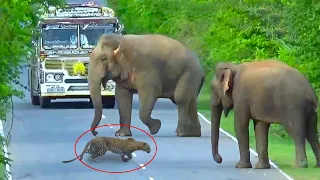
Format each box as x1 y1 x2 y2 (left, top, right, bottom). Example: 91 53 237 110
83 24 89 30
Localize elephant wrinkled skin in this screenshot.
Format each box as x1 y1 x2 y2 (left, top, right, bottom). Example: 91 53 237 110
210 60 320 169
88 34 205 138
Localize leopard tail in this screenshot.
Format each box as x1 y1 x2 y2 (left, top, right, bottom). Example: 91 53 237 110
62 141 91 163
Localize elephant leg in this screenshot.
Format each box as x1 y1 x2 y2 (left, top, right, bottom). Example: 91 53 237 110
175 103 191 136
174 73 201 137
115 84 133 137
138 90 161 135
253 120 271 169
170 96 177 105
305 112 320 167
234 105 252 168
284 114 308 168
176 97 201 137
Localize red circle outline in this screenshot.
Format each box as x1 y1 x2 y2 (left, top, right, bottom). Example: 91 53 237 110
73 124 158 174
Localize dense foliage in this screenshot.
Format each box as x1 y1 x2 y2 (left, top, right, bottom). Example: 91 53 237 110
108 0 320 136
0 0 65 178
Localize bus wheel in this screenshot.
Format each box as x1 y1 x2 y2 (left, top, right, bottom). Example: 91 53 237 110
102 96 115 109
40 96 51 108
31 91 40 105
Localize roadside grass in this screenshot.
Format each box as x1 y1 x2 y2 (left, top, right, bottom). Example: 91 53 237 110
0 145 5 180
197 80 320 180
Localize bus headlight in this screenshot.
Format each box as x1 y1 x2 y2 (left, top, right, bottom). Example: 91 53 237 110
45 73 63 83
54 74 61 81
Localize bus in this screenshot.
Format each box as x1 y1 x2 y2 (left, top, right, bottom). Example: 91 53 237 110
28 1 124 108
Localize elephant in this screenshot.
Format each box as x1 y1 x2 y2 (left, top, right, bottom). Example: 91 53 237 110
88 33 205 137
210 59 320 169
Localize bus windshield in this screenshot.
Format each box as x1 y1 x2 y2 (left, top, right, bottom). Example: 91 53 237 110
42 24 78 50
79 23 116 49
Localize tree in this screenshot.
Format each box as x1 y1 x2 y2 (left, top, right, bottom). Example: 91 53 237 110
0 0 66 179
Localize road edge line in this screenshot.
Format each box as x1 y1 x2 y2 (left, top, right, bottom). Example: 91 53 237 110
197 112 294 180
0 119 12 180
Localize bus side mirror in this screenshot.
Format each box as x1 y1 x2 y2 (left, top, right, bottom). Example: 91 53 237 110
32 40 38 47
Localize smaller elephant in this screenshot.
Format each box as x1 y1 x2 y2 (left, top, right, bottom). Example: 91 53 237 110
211 60 320 169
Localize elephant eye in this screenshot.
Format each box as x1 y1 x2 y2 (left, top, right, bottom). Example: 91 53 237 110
101 57 108 61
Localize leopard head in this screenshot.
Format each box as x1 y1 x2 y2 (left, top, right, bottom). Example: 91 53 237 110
140 142 151 153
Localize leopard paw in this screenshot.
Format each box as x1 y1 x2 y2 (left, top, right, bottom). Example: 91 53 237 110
121 155 131 162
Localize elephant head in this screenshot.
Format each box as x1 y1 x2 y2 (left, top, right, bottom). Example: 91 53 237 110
88 34 132 136
210 62 237 164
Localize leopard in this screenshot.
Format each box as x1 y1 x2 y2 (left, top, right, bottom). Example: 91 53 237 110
62 136 151 163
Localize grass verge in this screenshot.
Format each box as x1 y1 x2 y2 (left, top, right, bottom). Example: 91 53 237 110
197 81 319 180
0 145 5 180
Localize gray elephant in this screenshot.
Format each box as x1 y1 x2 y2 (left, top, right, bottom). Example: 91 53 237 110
210 60 320 169
88 34 205 137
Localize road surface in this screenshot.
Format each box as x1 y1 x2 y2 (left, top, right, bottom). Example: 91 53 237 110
3 67 290 180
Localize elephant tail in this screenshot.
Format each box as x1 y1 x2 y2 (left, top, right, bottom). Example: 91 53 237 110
197 76 205 97
62 141 91 163
307 93 319 113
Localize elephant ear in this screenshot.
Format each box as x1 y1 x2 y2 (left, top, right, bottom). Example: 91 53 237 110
106 41 127 81
112 42 133 82
221 68 232 95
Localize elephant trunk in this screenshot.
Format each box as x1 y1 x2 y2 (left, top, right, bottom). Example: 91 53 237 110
88 69 107 136
89 80 103 136
211 103 223 164
223 107 231 117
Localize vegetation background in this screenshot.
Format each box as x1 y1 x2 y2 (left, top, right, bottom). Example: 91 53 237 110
0 0 65 179
108 0 320 179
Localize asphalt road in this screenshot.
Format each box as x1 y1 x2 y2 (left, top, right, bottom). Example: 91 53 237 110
4 67 291 180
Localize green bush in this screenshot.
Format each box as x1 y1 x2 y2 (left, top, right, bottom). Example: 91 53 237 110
0 0 65 179
109 0 320 135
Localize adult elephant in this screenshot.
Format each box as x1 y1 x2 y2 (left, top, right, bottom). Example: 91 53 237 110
88 34 205 137
210 60 320 169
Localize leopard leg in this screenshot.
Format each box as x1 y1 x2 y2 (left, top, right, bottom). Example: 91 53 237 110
127 153 133 160
121 153 132 162
91 154 99 163
90 148 106 163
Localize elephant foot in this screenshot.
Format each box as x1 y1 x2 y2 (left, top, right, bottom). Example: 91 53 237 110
147 119 161 135
235 160 252 168
296 159 308 168
176 123 201 137
316 161 320 168
255 161 271 169
115 127 132 137
213 153 222 164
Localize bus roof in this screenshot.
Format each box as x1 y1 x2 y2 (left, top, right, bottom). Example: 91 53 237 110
40 1 115 19
66 0 107 6
40 16 118 24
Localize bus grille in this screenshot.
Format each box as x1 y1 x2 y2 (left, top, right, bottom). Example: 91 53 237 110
44 60 89 76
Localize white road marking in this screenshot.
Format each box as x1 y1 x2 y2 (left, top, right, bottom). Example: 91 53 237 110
132 152 137 157
149 177 155 180
103 115 113 128
0 120 12 180
140 164 146 169
197 112 294 180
